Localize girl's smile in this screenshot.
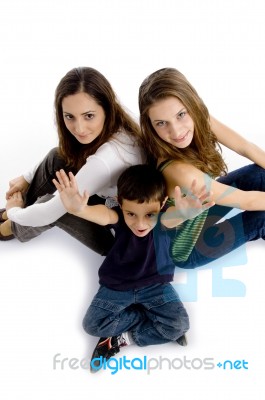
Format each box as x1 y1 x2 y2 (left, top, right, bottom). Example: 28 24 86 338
62 92 106 145
148 96 194 149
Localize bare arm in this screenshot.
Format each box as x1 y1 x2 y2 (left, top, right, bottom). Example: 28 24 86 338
53 170 118 226
210 116 265 168
163 161 265 211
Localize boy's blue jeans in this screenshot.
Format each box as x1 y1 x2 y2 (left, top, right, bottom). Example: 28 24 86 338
82 283 189 347
175 163 265 268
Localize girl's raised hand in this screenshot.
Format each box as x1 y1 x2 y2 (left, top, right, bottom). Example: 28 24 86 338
53 170 89 214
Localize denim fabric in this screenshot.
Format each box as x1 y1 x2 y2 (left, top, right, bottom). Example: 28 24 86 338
82 283 189 347
176 163 265 268
11 148 115 255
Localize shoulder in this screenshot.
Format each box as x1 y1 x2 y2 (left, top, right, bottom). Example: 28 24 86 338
162 161 209 194
95 131 142 160
110 131 138 149
163 161 201 179
108 206 123 228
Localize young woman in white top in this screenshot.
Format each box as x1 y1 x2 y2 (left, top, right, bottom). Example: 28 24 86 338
0 67 143 255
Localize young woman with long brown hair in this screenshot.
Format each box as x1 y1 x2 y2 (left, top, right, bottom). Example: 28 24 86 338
139 67 265 267
1 67 143 255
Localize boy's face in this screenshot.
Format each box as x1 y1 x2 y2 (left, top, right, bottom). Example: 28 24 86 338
120 199 163 237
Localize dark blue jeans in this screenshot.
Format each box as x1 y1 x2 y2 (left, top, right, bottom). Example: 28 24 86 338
176 164 265 268
11 148 115 255
82 283 189 346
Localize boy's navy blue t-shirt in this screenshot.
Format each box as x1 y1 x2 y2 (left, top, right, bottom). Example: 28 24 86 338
98 207 176 291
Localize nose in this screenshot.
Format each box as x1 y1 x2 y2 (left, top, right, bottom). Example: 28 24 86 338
169 121 183 137
74 119 85 135
135 217 146 229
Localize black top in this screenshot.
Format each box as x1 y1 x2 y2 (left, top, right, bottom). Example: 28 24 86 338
98 207 175 291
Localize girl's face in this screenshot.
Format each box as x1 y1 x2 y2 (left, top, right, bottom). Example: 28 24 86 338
148 96 194 149
62 92 106 144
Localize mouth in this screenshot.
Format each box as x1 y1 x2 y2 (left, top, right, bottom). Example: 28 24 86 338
134 228 149 236
172 131 189 143
75 133 93 142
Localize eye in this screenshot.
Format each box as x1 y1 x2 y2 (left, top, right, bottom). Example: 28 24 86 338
146 213 156 218
156 121 167 127
64 114 73 120
126 212 135 217
85 113 95 120
178 111 187 119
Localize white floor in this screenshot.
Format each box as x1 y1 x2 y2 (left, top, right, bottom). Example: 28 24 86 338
0 226 264 399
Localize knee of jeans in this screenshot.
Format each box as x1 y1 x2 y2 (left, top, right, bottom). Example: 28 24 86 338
167 308 190 338
82 313 98 336
82 304 106 336
169 316 190 340
247 164 265 182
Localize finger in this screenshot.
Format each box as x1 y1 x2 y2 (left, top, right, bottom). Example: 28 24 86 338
6 187 16 200
202 200 215 210
174 186 182 203
55 171 65 188
198 190 212 203
59 169 71 187
52 178 62 192
189 179 197 194
17 192 23 201
198 188 215 205
82 190 90 204
68 172 78 190
196 185 208 199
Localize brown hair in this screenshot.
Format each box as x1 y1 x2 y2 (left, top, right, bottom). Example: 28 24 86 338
55 67 141 171
138 68 227 177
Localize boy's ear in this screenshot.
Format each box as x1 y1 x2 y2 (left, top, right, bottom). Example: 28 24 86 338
161 196 168 209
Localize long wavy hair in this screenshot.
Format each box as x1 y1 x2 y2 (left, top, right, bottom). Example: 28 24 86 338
55 67 141 171
138 68 227 178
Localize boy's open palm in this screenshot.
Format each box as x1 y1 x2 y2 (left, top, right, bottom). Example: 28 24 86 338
162 179 215 228
174 179 215 220
53 170 89 214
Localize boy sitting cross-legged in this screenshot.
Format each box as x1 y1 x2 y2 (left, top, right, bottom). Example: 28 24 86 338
53 165 214 373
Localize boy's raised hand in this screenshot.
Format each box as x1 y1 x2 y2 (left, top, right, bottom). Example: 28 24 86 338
174 179 215 220
53 170 89 214
161 179 215 228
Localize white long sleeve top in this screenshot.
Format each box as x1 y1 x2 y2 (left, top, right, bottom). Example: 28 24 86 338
7 132 144 227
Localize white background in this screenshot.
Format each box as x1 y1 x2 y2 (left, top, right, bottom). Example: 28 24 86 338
0 0 264 398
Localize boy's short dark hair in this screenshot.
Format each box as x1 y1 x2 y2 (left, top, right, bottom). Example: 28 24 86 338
117 164 167 205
